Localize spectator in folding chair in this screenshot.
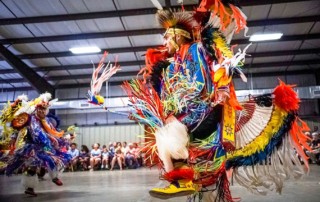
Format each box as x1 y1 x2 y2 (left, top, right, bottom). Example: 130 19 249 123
306 132 320 164
79 145 90 170
67 143 80 171
101 145 109 169
90 143 102 171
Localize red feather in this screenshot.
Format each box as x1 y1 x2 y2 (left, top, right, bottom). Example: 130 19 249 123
273 80 300 112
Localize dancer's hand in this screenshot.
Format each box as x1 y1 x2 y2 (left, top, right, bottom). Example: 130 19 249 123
212 90 229 106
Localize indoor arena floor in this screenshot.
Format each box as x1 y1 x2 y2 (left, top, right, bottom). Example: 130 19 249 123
0 165 320 202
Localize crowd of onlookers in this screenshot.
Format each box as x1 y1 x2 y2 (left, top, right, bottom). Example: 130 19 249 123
305 126 320 165
66 141 143 171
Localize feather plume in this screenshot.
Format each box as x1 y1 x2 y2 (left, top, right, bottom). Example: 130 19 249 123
150 0 163 10
17 94 28 101
273 80 299 112
156 9 195 34
155 119 189 171
39 92 52 102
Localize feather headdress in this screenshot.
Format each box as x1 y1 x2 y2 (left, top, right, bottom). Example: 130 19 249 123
156 9 196 39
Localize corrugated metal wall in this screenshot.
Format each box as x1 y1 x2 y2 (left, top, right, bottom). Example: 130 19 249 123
74 124 144 148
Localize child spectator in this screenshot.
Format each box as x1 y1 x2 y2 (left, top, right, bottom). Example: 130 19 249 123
90 143 102 171
79 145 90 170
67 143 79 171
110 142 125 170
101 145 109 169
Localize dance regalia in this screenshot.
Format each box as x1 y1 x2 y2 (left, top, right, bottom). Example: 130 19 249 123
0 93 71 195
4 114 71 175
122 1 310 201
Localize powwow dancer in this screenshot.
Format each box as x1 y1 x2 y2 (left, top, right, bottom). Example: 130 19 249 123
82 0 311 200
122 0 311 201
0 93 71 196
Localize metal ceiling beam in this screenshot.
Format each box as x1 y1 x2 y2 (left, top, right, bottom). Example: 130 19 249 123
241 0 315 6
16 45 159 60
0 60 143 74
1 26 319 44
247 15 320 27
232 33 320 44
0 0 314 25
28 51 320 73
0 86 34 92
1 68 316 91
2 59 319 84
0 28 163 44
247 48 320 57
9 47 320 61
0 44 55 95
1 47 319 74
248 59 320 68
54 70 317 90
35 60 144 71
57 81 123 89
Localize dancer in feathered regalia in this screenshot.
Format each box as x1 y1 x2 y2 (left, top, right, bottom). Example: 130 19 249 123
0 93 71 196
123 0 310 201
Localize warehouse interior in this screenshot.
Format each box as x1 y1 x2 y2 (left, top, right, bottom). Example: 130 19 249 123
0 0 320 201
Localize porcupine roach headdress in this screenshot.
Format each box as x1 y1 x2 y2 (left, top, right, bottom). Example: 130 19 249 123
138 10 196 84
156 9 195 40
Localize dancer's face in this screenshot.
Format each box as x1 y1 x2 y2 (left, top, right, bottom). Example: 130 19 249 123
163 34 177 55
36 107 47 119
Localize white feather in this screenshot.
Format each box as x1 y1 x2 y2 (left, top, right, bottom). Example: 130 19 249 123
155 119 189 172
40 92 52 102
150 0 163 10
17 94 28 101
49 98 58 105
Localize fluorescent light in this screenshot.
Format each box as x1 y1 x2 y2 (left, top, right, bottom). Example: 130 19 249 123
249 33 283 42
69 46 101 54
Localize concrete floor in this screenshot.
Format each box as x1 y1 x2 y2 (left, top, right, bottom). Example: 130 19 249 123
0 165 319 202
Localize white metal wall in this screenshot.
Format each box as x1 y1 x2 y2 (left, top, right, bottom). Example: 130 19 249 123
74 124 144 148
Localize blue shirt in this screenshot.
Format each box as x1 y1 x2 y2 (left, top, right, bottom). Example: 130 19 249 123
68 148 79 158
91 149 101 157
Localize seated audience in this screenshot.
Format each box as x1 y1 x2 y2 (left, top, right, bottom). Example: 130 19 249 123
101 145 109 169
90 143 102 171
79 145 90 170
125 143 139 169
123 141 128 152
108 142 115 161
67 143 80 171
133 142 142 167
110 142 125 170
306 132 320 164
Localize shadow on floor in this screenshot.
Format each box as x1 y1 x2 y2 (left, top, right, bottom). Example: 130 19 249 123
0 190 90 202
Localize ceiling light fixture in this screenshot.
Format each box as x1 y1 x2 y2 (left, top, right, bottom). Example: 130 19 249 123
69 46 101 54
249 33 283 42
